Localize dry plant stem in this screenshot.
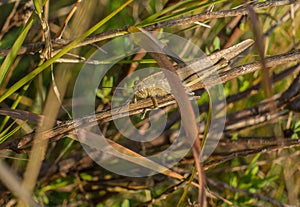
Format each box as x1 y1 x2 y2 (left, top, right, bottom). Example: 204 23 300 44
223 15 245 48
16 5 53 206
0 77 297 154
247 5 272 99
205 138 300 170
5 53 295 207
129 26 206 205
226 72 300 129
230 71 300 130
149 52 207 206
197 64 300 115
1 53 299 151
226 108 287 133
0 0 297 57
77 129 185 181
219 136 300 146
225 88 300 132
0 160 38 207
55 0 82 39
190 49 300 91
1 49 300 152
17 68 70 207
28 138 300 189
226 64 300 106
143 0 298 30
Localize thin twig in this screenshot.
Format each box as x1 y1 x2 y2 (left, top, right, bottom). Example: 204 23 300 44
0 0 297 57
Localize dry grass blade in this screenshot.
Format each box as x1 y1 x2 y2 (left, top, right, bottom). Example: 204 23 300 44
127 26 206 206
247 5 273 99
0 160 38 207
77 129 185 181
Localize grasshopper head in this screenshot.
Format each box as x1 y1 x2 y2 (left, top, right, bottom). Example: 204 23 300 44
133 80 149 99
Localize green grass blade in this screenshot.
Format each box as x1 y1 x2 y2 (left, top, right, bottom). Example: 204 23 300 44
137 0 196 26
0 0 133 103
177 166 197 207
32 0 42 14
0 121 25 144
0 15 34 89
138 0 226 27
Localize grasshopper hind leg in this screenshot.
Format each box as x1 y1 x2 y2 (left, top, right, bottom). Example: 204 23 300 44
150 96 159 108
141 96 159 119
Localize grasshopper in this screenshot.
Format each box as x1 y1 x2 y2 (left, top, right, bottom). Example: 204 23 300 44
132 39 254 109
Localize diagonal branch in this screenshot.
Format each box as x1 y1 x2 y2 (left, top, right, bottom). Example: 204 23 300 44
0 49 299 152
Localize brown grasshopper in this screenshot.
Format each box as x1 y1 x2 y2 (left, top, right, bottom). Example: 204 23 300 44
132 39 254 108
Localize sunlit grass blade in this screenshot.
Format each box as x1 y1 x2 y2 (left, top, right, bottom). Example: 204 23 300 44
137 0 225 27
177 166 197 207
0 121 25 144
137 0 197 26
0 15 34 89
32 0 42 14
0 0 133 103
